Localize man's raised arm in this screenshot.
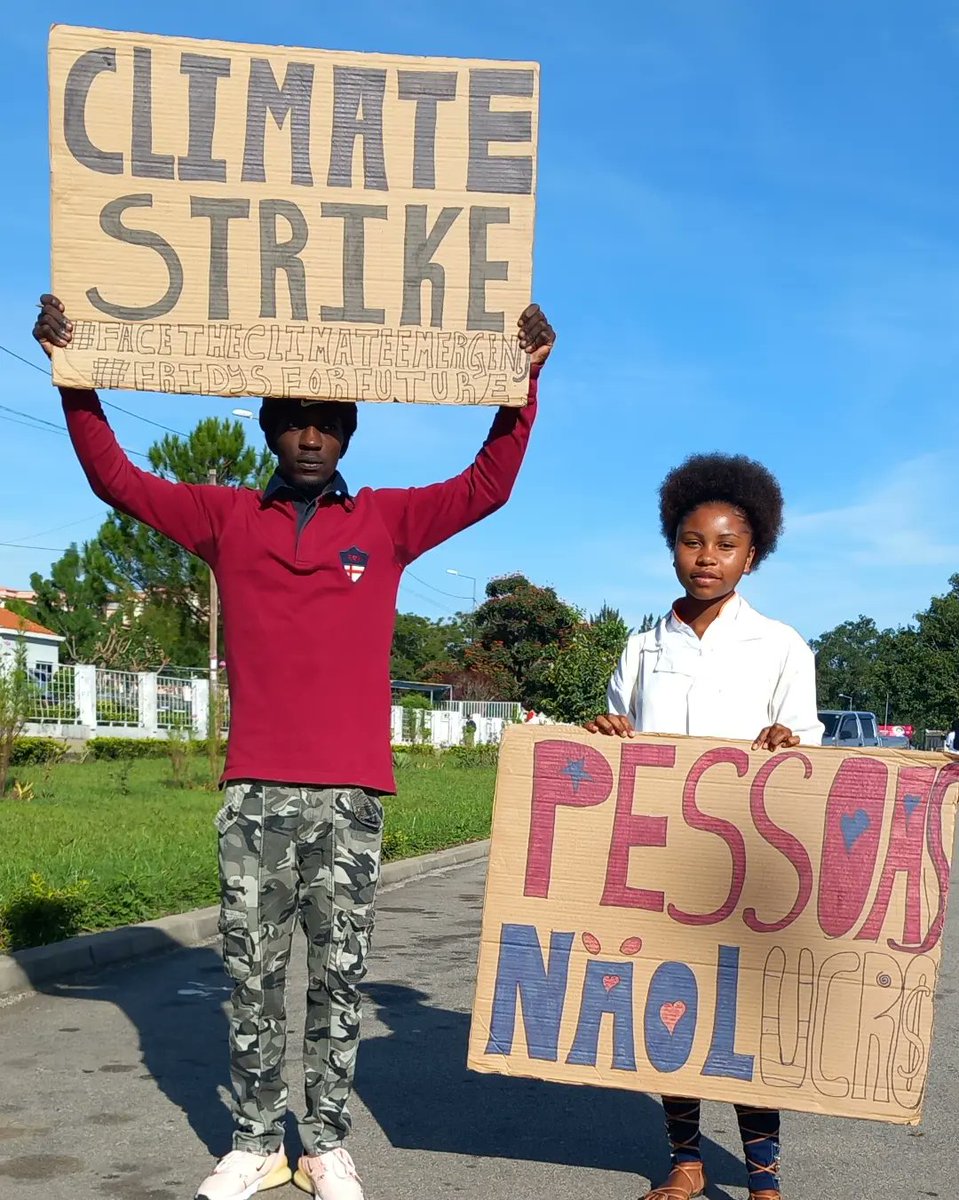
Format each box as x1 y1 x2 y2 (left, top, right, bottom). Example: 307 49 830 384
376 303 556 565
35 294 229 562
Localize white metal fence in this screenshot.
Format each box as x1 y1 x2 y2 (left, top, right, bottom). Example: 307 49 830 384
95 668 141 727
439 699 522 721
23 663 513 748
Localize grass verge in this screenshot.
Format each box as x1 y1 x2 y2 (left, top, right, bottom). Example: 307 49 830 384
0 756 495 952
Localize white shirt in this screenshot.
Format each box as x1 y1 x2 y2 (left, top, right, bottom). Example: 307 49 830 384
607 594 824 746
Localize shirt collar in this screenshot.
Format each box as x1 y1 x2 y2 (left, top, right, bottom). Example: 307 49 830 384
665 592 744 639
261 469 352 506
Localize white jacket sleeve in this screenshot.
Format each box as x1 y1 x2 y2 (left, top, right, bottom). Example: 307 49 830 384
770 634 824 746
607 635 640 722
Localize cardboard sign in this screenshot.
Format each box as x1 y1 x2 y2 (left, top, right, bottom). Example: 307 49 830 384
468 727 959 1123
48 26 538 405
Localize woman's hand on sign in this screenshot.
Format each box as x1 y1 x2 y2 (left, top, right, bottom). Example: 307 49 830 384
34 294 73 359
584 713 635 738
752 724 800 751
518 303 555 368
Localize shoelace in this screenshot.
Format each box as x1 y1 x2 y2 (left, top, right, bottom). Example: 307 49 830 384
215 1152 270 1181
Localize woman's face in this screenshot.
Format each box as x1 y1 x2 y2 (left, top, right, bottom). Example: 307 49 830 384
673 502 756 602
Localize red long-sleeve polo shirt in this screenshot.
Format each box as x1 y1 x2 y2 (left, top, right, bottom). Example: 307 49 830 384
61 377 538 792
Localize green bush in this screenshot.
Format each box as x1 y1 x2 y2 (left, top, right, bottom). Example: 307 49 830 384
10 738 67 766
89 736 226 760
0 873 88 952
88 737 169 760
447 743 500 768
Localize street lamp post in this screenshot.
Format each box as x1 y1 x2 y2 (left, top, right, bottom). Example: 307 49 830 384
839 693 853 711
446 568 477 609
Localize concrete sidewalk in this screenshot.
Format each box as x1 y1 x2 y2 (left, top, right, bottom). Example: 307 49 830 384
0 857 955 1200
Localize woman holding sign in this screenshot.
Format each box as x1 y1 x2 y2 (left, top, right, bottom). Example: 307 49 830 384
585 453 823 1200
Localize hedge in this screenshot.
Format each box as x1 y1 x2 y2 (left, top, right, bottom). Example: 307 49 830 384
10 738 68 765
88 736 226 760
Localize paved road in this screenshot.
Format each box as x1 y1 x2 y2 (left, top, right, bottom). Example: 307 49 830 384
0 859 955 1200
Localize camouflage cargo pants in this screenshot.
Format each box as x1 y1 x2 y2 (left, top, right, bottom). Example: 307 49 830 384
215 781 383 1155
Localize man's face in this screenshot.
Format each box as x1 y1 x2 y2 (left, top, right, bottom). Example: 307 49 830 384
266 402 347 491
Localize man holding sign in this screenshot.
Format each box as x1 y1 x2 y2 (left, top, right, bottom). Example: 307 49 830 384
34 294 554 1200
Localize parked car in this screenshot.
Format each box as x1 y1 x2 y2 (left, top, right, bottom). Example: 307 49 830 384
818 710 881 748
879 734 911 749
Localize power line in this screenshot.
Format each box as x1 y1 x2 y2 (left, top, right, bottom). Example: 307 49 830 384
0 343 47 375
0 542 69 552
0 411 71 438
2 514 103 547
398 583 459 615
405 570 473 602
99 399 186 436
0 405 150 461
0 402 69 434
0 341 187 438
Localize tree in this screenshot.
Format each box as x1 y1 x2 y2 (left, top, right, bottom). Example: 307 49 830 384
809 576 959 736
810 615 886 713
878 577 959 733
548 606 630 723
0 637 36 795
22 418 273 667
8 542 116 663
98 418 273 666
390 613 468 680
457 573 580 710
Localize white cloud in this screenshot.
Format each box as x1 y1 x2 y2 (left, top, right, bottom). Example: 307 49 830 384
788 452 958 570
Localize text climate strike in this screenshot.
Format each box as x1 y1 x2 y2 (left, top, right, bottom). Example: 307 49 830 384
49 27 539 403
468 728 959 1124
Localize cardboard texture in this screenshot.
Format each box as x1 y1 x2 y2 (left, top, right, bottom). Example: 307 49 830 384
468 726 959 1123
48 26 538 404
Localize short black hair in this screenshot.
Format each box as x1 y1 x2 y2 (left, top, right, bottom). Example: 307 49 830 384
258 400 358 456
659 453 784 567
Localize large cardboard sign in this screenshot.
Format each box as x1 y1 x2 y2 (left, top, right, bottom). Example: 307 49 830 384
48 26 538 404
469 727 959 1123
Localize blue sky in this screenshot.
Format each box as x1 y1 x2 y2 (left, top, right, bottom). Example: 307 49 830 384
1 1 957 641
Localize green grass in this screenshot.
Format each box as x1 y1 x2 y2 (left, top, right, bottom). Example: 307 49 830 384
0 756 495 951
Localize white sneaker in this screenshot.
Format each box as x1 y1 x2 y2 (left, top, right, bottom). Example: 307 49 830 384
293 1148 365 1200
195 1150 292 1200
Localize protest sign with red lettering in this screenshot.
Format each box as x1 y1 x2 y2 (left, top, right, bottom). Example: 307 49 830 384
468 727 959 1122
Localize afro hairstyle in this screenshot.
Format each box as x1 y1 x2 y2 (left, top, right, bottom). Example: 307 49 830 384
258 399 358 457
658 452 784 567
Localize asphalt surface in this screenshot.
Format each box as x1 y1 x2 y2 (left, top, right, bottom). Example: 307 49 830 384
0 858 955 1200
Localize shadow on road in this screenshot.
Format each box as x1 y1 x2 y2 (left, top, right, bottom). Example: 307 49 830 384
356 981 746 1196
22 939 748 1195
22 931 235 1156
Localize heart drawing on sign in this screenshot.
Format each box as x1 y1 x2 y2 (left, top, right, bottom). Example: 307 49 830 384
660 1001 687 1035
602 974 621 993
840 809 871 852
903 794 921 820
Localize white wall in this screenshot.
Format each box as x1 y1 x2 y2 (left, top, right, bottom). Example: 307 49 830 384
0 631 61 675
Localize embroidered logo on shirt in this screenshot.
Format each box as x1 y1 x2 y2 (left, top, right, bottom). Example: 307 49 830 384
339 546 369 583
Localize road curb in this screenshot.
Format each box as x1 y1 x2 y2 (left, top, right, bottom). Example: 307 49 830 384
0 839 489 1001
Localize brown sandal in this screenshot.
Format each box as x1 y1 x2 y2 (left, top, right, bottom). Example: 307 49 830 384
749 1193 781 1199
641 1162 706 1200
